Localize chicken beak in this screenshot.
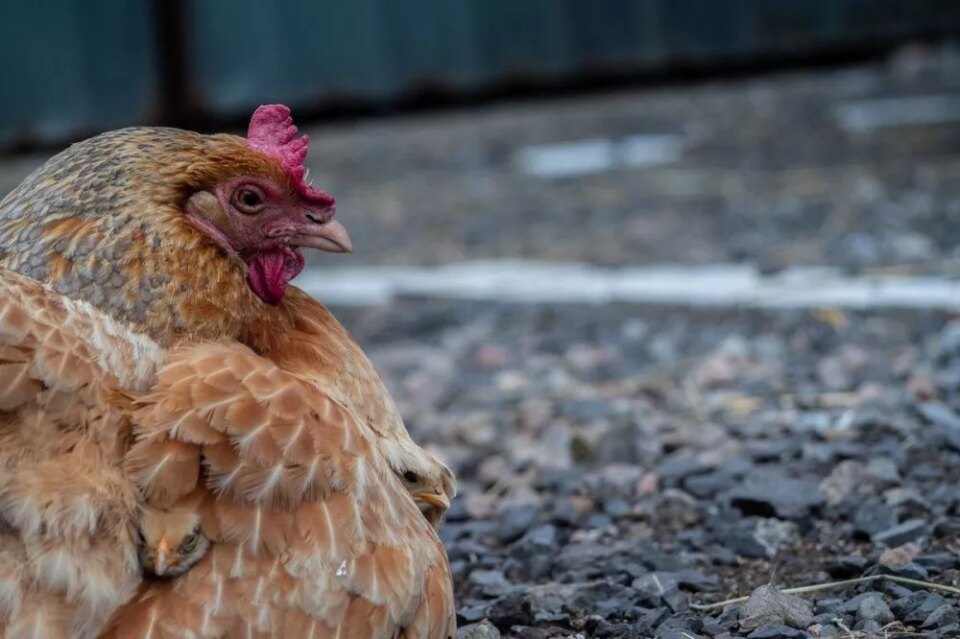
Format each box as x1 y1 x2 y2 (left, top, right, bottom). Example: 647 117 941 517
293 219 353 253
416 491 451 529
155 537 173 576
417 492 451 512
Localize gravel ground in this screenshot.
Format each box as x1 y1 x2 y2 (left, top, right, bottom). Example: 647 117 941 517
322 45 960 639
335 300 960 639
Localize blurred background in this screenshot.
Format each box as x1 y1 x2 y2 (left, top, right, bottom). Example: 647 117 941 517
5 3 960 636
3 1 960 278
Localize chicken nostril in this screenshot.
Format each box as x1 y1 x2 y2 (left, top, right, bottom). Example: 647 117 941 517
305 213 325 225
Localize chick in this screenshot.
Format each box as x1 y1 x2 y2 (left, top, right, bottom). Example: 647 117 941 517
137 502 210 579
384 441 457 529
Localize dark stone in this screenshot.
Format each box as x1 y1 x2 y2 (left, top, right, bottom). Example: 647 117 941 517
818 624 840 638
585 513 614 529
922 604 960 629
631 573 669 607
856 594 894 624
508 525 557 580
549 497 584 526
725 474 823 520
666 569 721 593
815 598 844 615
842 591 886 613
457 604 489 625
708 545 737 566
715 518 797 559
936 624 960 638
559 398 614 421
590 422 644 465
663 589 690 613
497 504 538 544
852 502 898 538
457 620 501 639
566 580 638 618
604 497 632 518
876 581 914 599
917 401 960 431
871 518 929 545
485 596 533 631
879 560 929 581
518 523 557 548
720 528 776 559
525 587 565 622
446 498 469 522
739 584 814 631
656 613 704 634
916 552 959 572
469 570 516 597
593 621 646 639
638 607 670 633
824 554 866 578
534 467 576 493
551 542 611 578
684 471 737 499
656 452 709 482
715 604 741 628
746 624 808 638
899 592 948 624
656 630 705 639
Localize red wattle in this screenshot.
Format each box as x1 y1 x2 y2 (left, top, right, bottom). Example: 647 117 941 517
245 247 304 304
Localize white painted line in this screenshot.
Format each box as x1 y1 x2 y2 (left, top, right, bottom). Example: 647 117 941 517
513 139 616 178
620 134 687 167
513 134 686 178
833 94 960 132
297 260 960 310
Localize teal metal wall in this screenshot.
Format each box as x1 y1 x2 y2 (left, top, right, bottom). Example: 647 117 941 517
186 0 960 118
0 1 158 148
2 0 960 147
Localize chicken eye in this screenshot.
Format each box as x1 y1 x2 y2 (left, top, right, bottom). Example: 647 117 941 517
233 186 264 213
402 471 419 483
179 531 199 552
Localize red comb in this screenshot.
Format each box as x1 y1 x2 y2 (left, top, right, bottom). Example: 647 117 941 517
246 104 335 214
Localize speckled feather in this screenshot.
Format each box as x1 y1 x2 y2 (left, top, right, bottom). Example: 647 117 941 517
0 121 456 638
0 127 291 345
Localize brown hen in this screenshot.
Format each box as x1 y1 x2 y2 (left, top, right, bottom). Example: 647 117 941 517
0 106 456 638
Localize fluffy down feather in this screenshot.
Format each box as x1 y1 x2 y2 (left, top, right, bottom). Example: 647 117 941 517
0 269 160 639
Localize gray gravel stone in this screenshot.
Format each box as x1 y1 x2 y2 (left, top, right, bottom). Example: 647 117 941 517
739 585 814 632
458 620 501 639
871 518 929 546
922 604 960 629
856 594 894 625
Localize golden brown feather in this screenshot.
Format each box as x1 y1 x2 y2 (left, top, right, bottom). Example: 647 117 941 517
0 106 456 638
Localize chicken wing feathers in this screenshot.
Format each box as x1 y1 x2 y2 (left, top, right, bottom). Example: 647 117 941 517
110 343 456 639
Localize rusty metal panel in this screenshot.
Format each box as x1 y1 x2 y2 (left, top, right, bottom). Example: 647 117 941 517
0 1 158 147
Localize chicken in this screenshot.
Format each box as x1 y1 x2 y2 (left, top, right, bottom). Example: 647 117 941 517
137 494 211 579
0 105 457 638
